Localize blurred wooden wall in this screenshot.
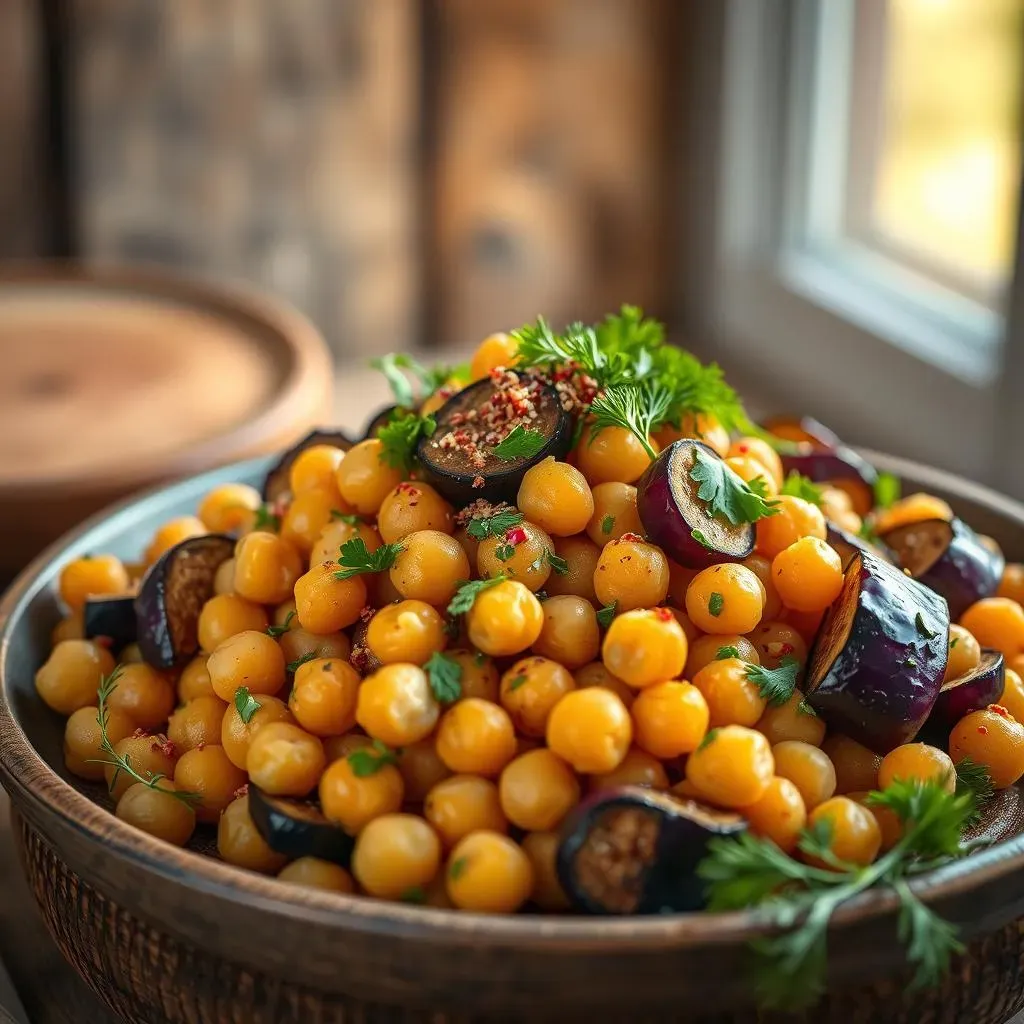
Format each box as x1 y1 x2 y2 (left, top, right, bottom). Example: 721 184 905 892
0 0 685 356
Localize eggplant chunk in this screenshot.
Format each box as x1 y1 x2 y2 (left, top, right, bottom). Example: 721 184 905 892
881 517 1004 621
263 429 356 502
636 440 755 568
556 787 745 915
135 534 235 668
249 787 354 865
83 595 137 648
929 649 1005 731
781 446 878 517
416 376 572 505
826 521 894 571
806 550 950 753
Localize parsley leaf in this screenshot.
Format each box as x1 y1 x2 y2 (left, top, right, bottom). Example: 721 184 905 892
491 425 547 461
447 574 507 616
874 472 901 509
334 538 404 579
425 651 463 704
266 610 296 638
716 645 740 660
253 503 280 532
348 739 399 777
689 448 779 525
494 542 516 561
780 471 824 506
915 612 938 640
600 514 616 535
234 686 263 724
507 673 528 691
449 856 469 880
950 637 959 649
547 551 569 575
596 601 618 629
708 592 724 617
377 411 435 472
330 510 362 525
697 728 720 752
286 651 317 674
466 508 524 540
743 657 800 707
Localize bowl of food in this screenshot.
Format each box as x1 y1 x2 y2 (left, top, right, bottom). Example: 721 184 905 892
3 309 1024 1024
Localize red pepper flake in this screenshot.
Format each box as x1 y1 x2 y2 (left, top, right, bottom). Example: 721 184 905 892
350 644 373 675
397 482 420 496
989 703 1011 718
737 444 749 454
472 475 486 489
778 642 796 656
618 532 644 544
93 635 114 649
232 783 250 800
153 736 177 758
132 727 148 739
196 741 206 752
978 725 989 735
653 608 674 622
359 605 375 624
505 526 528 546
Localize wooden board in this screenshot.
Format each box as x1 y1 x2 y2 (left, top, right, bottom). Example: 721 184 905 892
428 0 678 346
68 0 420 359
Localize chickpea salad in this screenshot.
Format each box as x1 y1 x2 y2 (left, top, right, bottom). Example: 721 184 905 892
38 306 1024 1008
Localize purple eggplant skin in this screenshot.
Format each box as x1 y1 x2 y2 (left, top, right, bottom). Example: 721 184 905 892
83 595 137 648
826 521 894 571
806 549 950 754
556 787 746 915
416 379 572 506
881 517 1005 621
262 429 356 502
134 534 235 669
636 439 756 569
927 649 1005 733
249 787 354 865
780 445 878 517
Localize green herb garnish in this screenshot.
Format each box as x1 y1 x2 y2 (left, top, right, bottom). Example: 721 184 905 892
588 380 673 460
334 537 404 579
690 448 779 525
955 757 994 826
699 779 974 1009
348 739 400 777
377 411 435 472
743 657 800 707
874 472 901 509
466 507 524 541
596 601 618 629
780 471 824 506
266 610 296 638
494 542 516 561
253 503 280 532
330 510 362 525
491 425 547 461
401 886 427 904
600 514 616 535
449 856 469 880
716 645 740 660
286 652 317 674
708 592 724 617
447 574 508 616
90 668 199 805
425 651 463 704
691 528 714 550
234 686 263 724
915 612 938 640
547 551 569 575
697 728 720 752
507 673 528 692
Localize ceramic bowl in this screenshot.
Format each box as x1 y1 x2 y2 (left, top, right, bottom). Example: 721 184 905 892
3 452 1024 1024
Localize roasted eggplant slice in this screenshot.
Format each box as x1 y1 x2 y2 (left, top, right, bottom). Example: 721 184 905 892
762 414 840 450
556 787 745 915
362 404 405 439
780 446 878 517
135 534 235 668
263 429 356 502
826 521 894 570
249 786 354 864
416 376 572 505
928 649 1005 730
83 595 137 648
806 550 949 753
637 439 755 568
881 516 1004 620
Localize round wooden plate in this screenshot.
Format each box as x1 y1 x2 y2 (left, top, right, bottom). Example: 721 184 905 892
0 263 332 579
3 451 1024 1023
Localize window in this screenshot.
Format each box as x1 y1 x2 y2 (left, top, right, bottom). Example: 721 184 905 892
685 0 1024 492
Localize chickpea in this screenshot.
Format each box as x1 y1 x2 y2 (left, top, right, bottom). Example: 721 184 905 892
476 521 554 593
531 596 600 670
357 664 440 747
207 630 286 703
35 640 117 716
517 457 594 537
593 535 670 612
466 580 544 657
377 482 454 543
292 561 367 634
233 532 303 605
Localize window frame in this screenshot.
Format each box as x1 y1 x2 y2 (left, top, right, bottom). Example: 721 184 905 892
678 0 1024 494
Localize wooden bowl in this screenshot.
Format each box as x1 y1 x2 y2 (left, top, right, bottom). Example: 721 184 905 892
2 452 1024 1024
0 263 333 581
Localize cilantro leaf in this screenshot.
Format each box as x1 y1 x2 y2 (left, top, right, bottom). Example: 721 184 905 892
348 739 399 777
492 425 547 461
689 448 780 525
716 645 740 660
334 538 404 579
743 657 800 707
447 574 507 616
708 592 724 617
425 650 463 704
466 508 524 540
494 542 516 561
780 471 823 506
377 411 435 472
234 686 263 724
401 886 427 904
600 514 616 535
596 601 618 628
874 472 901 509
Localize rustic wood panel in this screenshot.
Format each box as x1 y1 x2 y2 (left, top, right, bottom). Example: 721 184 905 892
0 0 46 258
429 0 678 346
69 0 420 359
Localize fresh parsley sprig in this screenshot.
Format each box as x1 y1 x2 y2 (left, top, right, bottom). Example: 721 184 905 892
447 574 507 616
348 740 399 777
743 657 801 707
334 537 404 579
589 380 673 460
690 448 779 525
234 686 263 724
492 425 547 461
377 411 435 472
466 507 524 540
90 668 199 806
699 779 975 1009
266 610 295 638
780 471 824 506
425 651 463 703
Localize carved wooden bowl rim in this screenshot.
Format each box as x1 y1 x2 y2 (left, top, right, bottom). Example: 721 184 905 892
2 447 1024 953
